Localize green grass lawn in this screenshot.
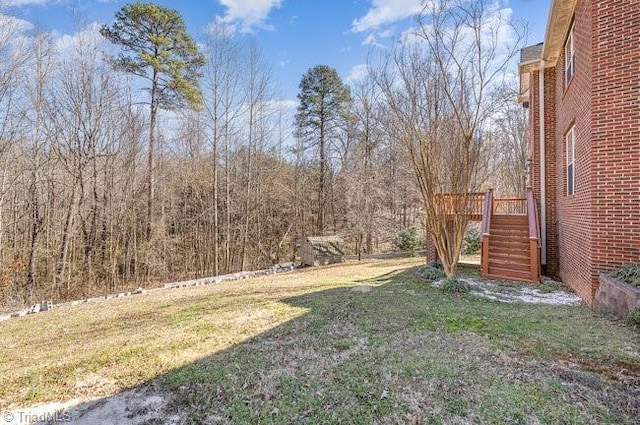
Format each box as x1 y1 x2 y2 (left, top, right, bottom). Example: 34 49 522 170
1 258 638 424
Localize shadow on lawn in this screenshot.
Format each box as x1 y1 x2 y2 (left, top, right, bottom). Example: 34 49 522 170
42 266 640 425
37 267 412 424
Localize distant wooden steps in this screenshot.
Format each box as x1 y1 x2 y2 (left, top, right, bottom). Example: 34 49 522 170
436 189 541 283
480 189 541 283
485 215 534 281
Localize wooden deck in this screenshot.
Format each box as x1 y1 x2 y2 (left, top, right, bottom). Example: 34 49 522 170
434 193 485 220
437 189 541 283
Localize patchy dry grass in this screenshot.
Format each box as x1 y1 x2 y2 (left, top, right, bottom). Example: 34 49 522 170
0 259 420 411
1 258 639 424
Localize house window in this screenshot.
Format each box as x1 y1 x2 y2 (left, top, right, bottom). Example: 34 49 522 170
565 23 575 85
566 126 576 196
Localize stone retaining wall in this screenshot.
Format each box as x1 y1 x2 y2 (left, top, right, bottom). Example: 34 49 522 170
0 262 300 323
594 273 640 317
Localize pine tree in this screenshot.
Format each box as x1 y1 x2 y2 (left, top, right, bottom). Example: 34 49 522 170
295 65 351 234
101 3 205 239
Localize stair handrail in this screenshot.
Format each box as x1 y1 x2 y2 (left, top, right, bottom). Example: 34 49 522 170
481 188 494 277
526 187 540 243
481 189 494 236
526 187 541 282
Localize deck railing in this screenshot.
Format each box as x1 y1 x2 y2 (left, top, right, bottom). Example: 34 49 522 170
436 188 540 282
493 198 527 215
434 192 485 217
481 189 494 277
435 192 530 217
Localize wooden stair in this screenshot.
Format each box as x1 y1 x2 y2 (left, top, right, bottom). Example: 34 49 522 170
481 189 541 283
486 215 533 281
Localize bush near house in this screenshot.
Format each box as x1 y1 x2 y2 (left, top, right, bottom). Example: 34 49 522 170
613 264 640 287
442 277 471 294
427 260 443 270
422 265 445 281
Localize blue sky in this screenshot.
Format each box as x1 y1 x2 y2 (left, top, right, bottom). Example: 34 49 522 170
1 0 551 100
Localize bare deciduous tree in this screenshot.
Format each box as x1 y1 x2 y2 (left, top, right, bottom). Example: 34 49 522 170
490 82 529 196
0 14 427 307
373 0 524 277
203 22 243 276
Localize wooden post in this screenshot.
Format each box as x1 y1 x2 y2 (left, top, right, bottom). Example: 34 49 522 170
480 189 494 278
530 238 540 283
481 234 490 277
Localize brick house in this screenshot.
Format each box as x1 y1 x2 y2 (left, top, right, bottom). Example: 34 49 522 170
518 0 640 304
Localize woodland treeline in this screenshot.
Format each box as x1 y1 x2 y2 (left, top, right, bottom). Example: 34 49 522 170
0 1 527 305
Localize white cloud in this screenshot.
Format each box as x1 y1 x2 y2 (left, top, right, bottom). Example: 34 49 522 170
205 15 237 38
482 5 516 53
55 21 103 54
395 2 519 93
378 28 395 38
352 0 423 32
399 2 516 51
217 0 282 32
346 64 369 85
0 12 31 30
268 99 297 110
0 12 32 41
399 25 423 46
362 33 381 47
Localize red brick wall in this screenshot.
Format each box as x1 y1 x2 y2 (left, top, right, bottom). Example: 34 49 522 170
525 0 639 305
591 0 640 277
543 68 559 277
529 71 540 212
528 68 560 278
552 0 595 303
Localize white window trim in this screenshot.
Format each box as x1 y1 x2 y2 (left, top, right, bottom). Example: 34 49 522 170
565 23 575 86
566 126 576 196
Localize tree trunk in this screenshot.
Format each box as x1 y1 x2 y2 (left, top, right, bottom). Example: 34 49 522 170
224 84 232 273
211 79 220 276
147 69 159 241
318 121 325 234
241 99 253 272
56 182 77 292
0 157 7 263
25 186 40 296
